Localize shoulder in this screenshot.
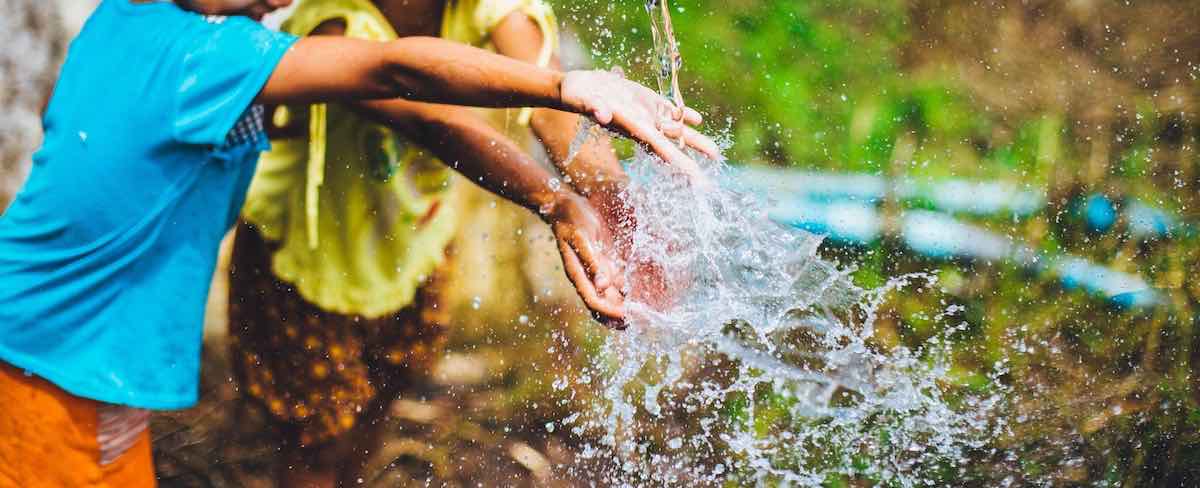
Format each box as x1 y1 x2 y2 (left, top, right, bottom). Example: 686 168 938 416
189 14 291 47
171 14 297 66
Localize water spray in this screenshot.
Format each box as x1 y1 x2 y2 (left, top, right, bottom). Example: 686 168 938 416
558 4 1006 484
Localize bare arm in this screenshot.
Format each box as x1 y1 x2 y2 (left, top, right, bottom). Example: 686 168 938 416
490 12 626 198
354 98 625 324
259 35 564 109
294 21 625 323
298 21 581 218
258 34 717 179
362 99 558 216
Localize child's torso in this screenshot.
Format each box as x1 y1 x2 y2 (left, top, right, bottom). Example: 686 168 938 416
0 0 296 408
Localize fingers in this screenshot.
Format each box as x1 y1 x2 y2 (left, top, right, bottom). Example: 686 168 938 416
555 218 627 325
612 109 706 180
668 104 684 125
654 100 718 160
569 69 717 185
654 117 722 162
563 224 615 290
591 104 614 125
558 239 625 325
656 116 685 139
612 258 628 293
587 195 635 298
561 244 617 318
598 285 626 330
649 88 698 127
681 125 723 161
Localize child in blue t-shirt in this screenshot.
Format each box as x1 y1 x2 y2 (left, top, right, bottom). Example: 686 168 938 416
0 0 718 484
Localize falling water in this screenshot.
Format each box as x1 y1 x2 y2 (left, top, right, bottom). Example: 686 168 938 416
644 0 684 113
555 3 1008 486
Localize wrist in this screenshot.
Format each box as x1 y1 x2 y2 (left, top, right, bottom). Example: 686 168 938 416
535 189 579 223
551 70 570 112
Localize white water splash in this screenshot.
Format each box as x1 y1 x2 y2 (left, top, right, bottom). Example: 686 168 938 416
560 146 1006 486
553 6 1005 482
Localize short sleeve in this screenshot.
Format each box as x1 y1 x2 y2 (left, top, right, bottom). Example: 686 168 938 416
173 16 298 147
444 0 558 53
470 0 559 125
472 0 526 35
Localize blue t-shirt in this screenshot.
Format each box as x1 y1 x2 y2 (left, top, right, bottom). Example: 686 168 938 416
0 0 297 409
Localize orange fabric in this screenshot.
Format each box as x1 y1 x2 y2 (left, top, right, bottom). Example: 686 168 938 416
0 362 156 488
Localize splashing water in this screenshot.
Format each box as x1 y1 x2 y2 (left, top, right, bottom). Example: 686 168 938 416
554 5 1006 485
556 148 1006 485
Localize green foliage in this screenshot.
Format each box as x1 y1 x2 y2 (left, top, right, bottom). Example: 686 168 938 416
564 0 1010 178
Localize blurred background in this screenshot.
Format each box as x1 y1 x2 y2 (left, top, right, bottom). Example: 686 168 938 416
6 0 1200 486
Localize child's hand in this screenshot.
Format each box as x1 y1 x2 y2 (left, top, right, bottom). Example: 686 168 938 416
559 69 722 182
542 192 628 330
585 186 685 318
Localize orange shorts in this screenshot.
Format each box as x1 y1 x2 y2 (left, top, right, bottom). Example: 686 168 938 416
0 362 156 488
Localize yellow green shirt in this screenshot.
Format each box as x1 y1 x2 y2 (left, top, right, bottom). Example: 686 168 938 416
242 0 557 318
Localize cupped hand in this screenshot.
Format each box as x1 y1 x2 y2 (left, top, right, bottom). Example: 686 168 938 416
559 69 722 182
583 186 685 319
543 192 628 330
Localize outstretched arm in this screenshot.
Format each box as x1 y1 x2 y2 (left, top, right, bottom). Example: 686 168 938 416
489 11 634 242
490 11 625 197
354 98 627 327
259 36 563 109
488 13 721 172
258 35 716 180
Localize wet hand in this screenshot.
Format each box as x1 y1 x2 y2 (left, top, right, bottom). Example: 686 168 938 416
559 69 723 183
582 184 682 316
544 192 628 330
